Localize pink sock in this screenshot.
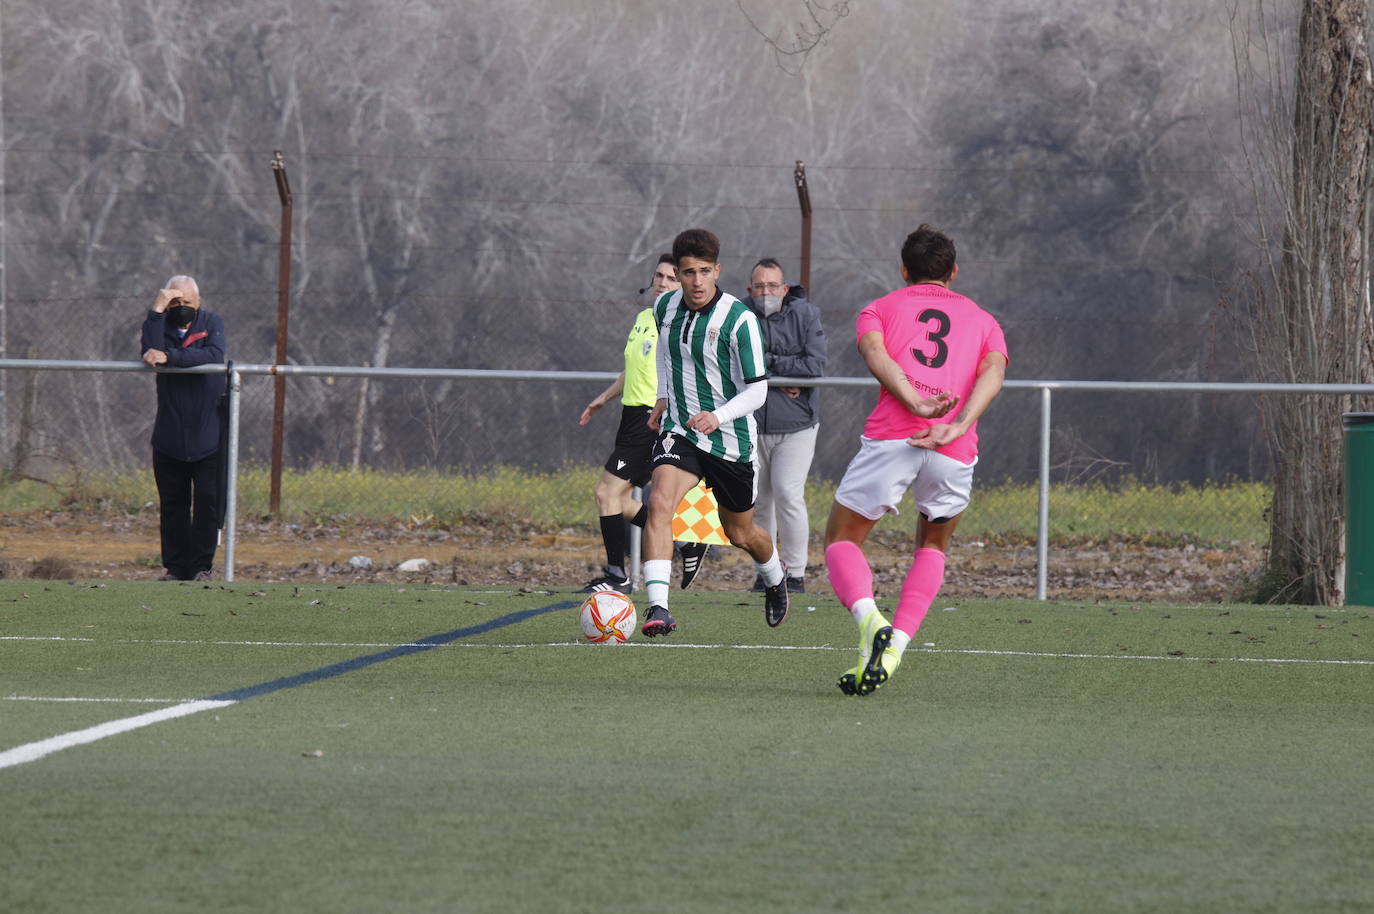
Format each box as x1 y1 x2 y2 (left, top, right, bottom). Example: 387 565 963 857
824 541 874 610
893 548 946 637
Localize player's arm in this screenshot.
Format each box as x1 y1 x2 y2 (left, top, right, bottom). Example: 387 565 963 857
908 351 1007 450
857 330 957 418
580 371 625 426
686 378 767 435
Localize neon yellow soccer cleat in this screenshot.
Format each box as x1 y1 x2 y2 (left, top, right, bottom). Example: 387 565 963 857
857 645 901 695
837 610 892 696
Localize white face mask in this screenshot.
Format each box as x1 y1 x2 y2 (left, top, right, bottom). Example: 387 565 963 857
761 294 783 316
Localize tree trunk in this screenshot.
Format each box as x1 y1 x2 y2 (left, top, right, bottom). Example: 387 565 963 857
1253 0 1374 604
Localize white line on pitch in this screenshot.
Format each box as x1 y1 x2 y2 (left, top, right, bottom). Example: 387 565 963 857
3 695 197 703
922 647 1374 666
0 700 236 770
2 636 405 648
5 635 1371 667
502 642 1374 665
1 635 845 651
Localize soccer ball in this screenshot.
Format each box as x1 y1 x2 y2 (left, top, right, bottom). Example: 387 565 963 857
579 590 637 644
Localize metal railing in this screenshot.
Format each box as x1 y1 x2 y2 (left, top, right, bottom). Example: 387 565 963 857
4 357 1373 598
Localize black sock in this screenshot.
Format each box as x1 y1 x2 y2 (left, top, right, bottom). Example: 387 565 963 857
600 514 628 569
632 504 649 528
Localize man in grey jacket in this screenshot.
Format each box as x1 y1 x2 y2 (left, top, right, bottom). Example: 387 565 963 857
743 258 827 592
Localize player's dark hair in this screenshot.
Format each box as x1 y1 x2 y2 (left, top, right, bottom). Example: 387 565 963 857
751 257 783 274
901 224 957 283
672 228 720 265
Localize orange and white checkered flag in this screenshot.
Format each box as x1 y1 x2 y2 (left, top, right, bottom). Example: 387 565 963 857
672 481 730 545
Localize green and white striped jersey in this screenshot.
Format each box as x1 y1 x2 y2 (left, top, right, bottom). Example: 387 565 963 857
654 288 767 463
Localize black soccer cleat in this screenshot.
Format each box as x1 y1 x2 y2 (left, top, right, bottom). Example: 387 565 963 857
641 604 678 638
762 575 790 627
679 542 709 589
581 569 631 594
837 670 860 696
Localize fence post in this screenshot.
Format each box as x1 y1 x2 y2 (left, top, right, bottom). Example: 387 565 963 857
224 368 242 582
1037 386 1052 600
794 161 812 293
269 151 293 516
629 485 644 592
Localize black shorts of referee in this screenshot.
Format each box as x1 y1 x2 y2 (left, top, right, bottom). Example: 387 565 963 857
603 404 656 487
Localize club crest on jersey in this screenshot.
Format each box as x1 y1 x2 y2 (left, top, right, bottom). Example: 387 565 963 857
706 328 719 346
641 340 653 357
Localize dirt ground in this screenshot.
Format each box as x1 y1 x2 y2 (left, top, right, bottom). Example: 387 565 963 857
0 508 1264 603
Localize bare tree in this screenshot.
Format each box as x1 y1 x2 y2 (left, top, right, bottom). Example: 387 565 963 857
735 0 852 75
1227 0 1374 604
0 0 1277 490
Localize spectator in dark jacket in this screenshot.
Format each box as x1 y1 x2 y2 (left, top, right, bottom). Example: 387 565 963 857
743 258 827 592
140 276 226 581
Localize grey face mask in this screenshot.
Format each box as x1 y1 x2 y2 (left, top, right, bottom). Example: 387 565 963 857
761 295 783 316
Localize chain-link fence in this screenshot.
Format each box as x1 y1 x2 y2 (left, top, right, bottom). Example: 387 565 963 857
0 291 1268 480
7 354 1357 602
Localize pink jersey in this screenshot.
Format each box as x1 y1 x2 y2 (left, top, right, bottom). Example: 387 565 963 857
856 283 1008 464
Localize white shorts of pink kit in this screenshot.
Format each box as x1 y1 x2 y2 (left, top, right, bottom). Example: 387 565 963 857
834 436 976 522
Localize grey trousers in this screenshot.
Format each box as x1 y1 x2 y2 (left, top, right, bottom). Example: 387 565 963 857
753 423 819 577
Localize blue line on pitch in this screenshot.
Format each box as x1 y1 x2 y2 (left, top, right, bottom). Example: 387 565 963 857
206 601 578 703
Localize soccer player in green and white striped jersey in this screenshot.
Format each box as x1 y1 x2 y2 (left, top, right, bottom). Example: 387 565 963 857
640 229 790 636
577 255 708 593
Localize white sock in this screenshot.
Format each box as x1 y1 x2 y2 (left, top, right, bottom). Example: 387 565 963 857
850 597 879 622
891 629 912 656
755 547 784 587
644 559 671 608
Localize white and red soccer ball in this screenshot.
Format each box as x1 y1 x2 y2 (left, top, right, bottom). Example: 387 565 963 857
579 590 637 644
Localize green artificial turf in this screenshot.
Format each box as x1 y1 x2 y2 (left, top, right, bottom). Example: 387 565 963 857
1 581 1371 913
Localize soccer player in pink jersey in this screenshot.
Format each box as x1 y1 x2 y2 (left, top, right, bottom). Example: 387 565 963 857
824 224 1008 695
